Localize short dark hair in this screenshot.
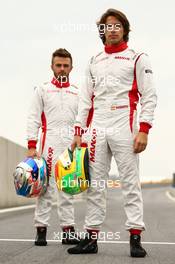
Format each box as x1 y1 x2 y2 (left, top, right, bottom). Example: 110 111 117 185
97 8 131 44
52 48 73 65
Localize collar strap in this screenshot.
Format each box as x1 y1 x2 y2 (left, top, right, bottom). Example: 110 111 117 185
105 41 128 54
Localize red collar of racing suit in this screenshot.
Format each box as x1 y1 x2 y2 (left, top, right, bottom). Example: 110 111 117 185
51 77 70 88
105 41 128 54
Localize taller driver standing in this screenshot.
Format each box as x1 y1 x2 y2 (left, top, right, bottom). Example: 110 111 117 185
68 9 157 257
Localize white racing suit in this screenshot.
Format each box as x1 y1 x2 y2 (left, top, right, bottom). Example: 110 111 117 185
75 45 157 231
27 78 78 227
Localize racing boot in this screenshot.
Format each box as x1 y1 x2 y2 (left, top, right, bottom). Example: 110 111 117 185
35 226 47 246
130 234 147 257
62 226 80 245
67 230 98 254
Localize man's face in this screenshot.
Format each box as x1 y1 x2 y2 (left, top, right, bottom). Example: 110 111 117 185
104 16 124 45
51 56 72 82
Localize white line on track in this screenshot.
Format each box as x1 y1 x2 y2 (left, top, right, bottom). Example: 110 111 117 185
0 204 36 213
0 199 83 214
0 239 175 245
0 202 57 214
166 190 175 202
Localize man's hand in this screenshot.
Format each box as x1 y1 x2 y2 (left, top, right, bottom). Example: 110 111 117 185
133 132 148 153
71 136 82 152
27 148 40 159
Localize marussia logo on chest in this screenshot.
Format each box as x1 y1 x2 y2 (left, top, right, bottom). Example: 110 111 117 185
46 89 77 95
115 56 130 60
65 90 77 96
47 90 60 93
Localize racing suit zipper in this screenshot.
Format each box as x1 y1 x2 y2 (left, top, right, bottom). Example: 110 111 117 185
60 89 63 109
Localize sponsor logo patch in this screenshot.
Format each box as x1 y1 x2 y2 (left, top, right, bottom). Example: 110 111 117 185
115 56 130 60
111 105 128 110
90 129 97 163
47 147 54 177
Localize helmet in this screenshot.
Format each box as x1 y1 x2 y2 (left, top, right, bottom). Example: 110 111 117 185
55 147 90 195
13 157 48 198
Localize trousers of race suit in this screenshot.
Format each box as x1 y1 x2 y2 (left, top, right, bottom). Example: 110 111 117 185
34 134 75 228
35 109 145 232
84 106 145 231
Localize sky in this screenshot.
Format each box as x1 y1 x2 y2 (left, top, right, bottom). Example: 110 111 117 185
0 0 174 182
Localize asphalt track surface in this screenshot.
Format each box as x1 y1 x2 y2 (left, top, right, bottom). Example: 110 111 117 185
0 186 175 264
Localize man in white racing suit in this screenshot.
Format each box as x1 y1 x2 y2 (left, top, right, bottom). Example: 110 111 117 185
68 9 157 257
27 48 80 246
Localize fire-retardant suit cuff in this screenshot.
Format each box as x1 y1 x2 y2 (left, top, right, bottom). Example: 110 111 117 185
28 140 37 149
139 122 152 134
